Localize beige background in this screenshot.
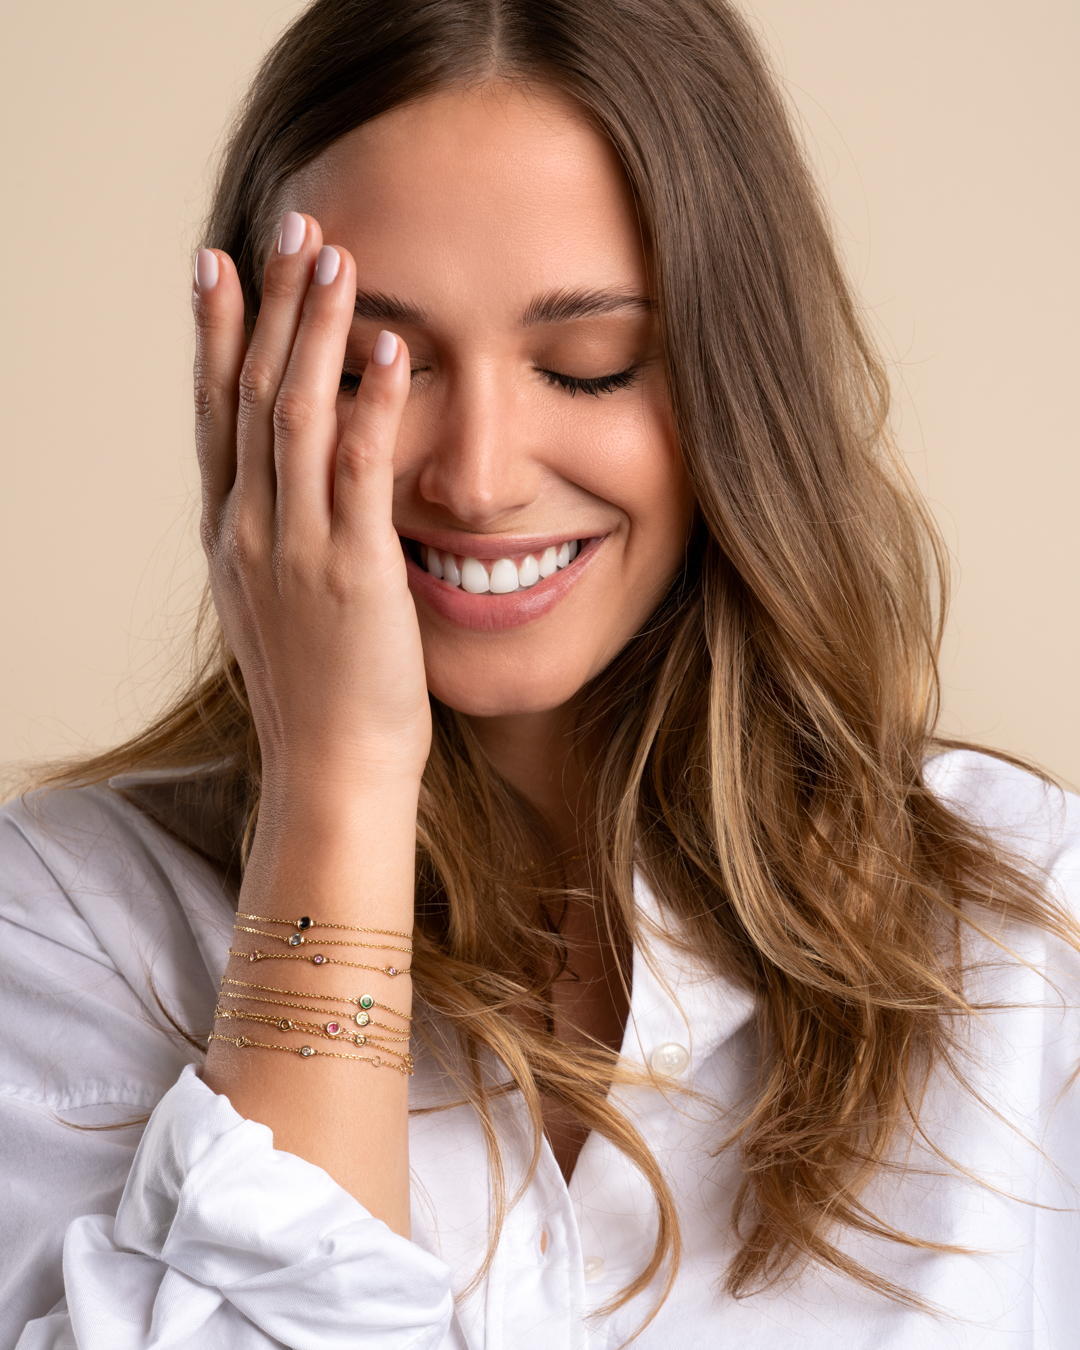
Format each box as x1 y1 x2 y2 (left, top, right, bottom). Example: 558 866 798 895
1 1 1076 786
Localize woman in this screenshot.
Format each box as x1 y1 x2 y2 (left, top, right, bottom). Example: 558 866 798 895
3 0 1078 1345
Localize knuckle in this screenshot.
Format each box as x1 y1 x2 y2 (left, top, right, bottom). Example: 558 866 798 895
237 361 274 413
272 391 316 443
336 431 378 481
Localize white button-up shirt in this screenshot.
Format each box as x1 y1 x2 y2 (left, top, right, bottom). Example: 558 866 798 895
2 749 1078 1348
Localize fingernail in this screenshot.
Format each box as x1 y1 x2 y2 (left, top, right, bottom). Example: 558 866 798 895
277 211 306 256
313 245 340 286
194 249 219 291
372 330 398 365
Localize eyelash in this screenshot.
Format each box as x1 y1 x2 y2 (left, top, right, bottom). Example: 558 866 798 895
338 364 641 398
538 366 641 397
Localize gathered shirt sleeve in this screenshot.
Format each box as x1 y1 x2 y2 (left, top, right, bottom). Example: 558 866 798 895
0 787 452 1350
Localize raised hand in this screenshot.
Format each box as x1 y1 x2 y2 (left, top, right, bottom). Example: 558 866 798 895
194 214 425 1235
193 211 431 806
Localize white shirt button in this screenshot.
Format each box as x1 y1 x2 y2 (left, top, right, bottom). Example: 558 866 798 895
583 1255 606 1282
650 1042 690 1075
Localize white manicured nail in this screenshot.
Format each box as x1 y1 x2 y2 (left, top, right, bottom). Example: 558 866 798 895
313 246 340 285
372 330 397 365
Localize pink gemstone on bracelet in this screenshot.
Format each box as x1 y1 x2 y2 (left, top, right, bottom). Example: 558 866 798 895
325 1022 341 1036
312 954 327 965
387 967 398 977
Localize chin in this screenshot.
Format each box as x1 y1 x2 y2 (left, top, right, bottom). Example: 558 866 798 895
425 666 591 719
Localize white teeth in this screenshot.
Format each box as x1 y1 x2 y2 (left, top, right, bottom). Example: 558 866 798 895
461 557 490 594
489 558 519 594
420 541 582 592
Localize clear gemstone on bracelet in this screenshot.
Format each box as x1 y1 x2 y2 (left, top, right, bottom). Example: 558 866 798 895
355 1011 370 1026
288 934 304 947
299 1045 315 1057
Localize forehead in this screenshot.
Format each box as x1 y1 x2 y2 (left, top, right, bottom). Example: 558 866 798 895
281 83 648 321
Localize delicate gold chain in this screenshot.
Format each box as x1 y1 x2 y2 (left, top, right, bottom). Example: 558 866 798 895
229 946 410 977
234 924 412 954
237 912 412 940
218 988 405 1034
220 975 412 1023
214 1007 413 1066
209 1031 412 1074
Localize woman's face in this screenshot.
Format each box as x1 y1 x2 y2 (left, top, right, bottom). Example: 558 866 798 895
285 83 693 718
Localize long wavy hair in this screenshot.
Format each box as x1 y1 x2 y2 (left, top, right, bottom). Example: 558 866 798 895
38 0 1074 1322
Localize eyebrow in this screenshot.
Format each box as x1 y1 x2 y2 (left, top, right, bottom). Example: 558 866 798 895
521 287 656 327
352 286 655 329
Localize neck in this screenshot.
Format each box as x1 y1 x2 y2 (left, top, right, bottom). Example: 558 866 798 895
464 702 590 858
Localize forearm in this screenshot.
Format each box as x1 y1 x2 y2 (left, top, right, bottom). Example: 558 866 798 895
203 778 419 1236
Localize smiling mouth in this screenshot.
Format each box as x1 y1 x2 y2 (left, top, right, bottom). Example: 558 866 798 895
404 539 584 594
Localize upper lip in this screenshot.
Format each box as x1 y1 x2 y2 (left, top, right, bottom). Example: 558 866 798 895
396 528 603 561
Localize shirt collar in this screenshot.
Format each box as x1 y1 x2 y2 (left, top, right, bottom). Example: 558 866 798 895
620 871 757 1072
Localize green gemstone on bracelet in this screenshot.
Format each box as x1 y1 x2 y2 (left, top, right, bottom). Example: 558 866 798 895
359 995 374 1009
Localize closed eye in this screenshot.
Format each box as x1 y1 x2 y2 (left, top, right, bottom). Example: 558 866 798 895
538 365 641 397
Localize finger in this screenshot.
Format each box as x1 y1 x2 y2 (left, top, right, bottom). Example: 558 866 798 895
271 242 358 535
233 212 323 510
192 248 246 530
332 330 411 552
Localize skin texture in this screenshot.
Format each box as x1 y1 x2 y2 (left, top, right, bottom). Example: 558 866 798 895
197 83 694 1230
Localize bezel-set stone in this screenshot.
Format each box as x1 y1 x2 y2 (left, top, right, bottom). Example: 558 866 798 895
297 916 313 930
288 933 304 947
325 1022 341 1036
355 1011 370 1026
359 995 374 1009
312 954 327 965
355 1033 366 1045
386 967 398 977
299 1045 314 1057
278 1019 292 1030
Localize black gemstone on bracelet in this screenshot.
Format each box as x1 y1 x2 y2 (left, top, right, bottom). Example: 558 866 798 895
297 916 313 930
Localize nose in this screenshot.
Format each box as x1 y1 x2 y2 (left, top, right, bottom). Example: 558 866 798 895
413 361 542 529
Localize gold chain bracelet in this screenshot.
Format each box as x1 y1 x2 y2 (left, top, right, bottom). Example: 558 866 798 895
217 988 406 1035
234 923 413 954
214 1006 413 1066
229 946 410 978
220 976 411 1024
237 912 412 940
209 1031 413 1074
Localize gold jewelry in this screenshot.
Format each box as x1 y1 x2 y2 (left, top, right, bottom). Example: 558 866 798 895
214 1007 413 1066
234 924 412 954
217 988 406 1035
220 975 411 1023
209 1031 412 1074
237 912 412 940
229 946 410 978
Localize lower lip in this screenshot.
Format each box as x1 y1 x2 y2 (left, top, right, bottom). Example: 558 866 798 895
405 537 604 632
